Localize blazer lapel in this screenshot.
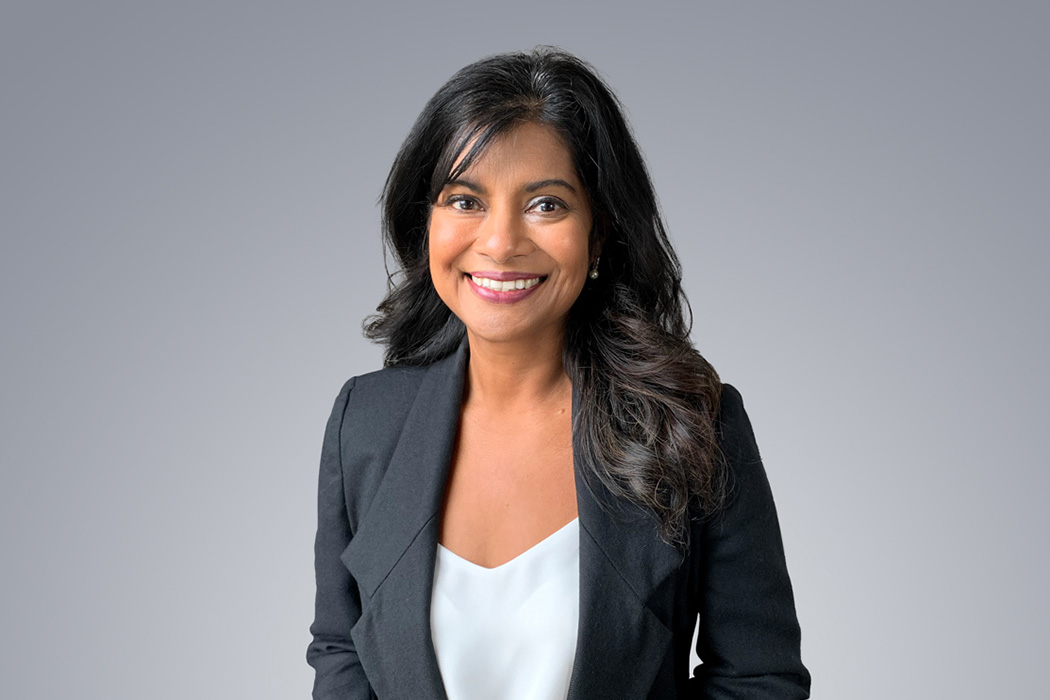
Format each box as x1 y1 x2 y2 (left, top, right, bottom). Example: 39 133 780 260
341 342 468 700
342 343 684 700
566 387 685 700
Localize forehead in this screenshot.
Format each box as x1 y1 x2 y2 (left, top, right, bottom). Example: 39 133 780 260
452 122 578 183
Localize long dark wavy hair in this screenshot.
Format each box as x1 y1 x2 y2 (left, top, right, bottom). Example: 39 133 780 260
365 47 726 546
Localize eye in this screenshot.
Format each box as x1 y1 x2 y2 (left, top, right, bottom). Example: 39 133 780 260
445 195 481 211
528 197 567 214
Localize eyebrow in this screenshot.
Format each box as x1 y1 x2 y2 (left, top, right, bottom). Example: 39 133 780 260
444 178 578 195
445 178 486 194
524 178 578 194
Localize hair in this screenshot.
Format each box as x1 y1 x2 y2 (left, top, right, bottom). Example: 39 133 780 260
365 47 726 546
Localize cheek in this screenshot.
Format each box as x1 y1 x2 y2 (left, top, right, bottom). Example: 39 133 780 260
546 232 592 305
426 218 470 311
427 216 471 272
558 229 593 279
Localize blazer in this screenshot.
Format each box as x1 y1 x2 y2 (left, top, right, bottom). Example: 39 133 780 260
307 341 810 699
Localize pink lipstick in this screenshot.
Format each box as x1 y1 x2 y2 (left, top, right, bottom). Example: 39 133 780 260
466 271 545 303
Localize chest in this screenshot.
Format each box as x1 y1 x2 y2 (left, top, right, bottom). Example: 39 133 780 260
438 403 578 568
336 359 694 700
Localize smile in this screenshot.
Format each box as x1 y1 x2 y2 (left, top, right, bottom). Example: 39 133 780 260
469 274 543 292
465 272 546 304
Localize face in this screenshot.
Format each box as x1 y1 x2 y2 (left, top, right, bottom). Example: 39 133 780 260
428 122 594 350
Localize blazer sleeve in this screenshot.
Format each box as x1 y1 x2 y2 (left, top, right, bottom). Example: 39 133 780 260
689 384 811 699
306 377 375 700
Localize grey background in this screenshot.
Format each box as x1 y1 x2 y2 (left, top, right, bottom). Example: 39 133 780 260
2 1 1046 698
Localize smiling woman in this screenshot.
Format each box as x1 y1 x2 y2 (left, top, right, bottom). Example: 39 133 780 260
428 122 593 348
307 47 811 700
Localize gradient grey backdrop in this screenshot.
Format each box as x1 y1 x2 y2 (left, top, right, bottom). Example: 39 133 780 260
2 2 1046 698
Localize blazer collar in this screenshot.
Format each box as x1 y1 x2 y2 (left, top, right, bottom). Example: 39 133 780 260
343 340 683 700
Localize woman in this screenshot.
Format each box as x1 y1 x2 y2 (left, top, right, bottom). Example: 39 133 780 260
308 48 810 700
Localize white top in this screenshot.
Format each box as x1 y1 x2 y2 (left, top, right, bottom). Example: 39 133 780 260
430 518 580 700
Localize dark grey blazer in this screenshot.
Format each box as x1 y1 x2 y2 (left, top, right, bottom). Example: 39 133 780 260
307 341 810 699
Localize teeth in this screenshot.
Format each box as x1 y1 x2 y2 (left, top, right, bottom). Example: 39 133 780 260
470 275 541 292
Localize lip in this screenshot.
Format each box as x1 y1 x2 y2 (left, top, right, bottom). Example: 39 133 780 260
467 270 544 281
466 273 545 304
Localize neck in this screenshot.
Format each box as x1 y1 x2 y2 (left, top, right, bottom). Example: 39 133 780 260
463 328 571 411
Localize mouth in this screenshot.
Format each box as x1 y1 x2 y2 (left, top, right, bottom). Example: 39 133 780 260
465 271 546 303
468 273 543 291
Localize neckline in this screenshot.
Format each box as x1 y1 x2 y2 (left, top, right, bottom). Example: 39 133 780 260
437 517 579 572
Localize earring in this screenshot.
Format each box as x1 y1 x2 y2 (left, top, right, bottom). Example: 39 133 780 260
589 256 600 280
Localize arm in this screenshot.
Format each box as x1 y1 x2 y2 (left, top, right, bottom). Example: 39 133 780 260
306 377 375 699
689 384 811 699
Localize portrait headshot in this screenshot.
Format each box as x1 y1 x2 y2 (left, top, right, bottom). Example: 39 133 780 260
307 46 809 699
1 2 1046 699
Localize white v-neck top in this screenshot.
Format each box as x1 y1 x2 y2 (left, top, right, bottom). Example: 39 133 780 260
430 518 580 700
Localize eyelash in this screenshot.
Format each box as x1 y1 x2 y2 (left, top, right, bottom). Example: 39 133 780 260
442 195 568 213
530 197 567 213
446 195 480 211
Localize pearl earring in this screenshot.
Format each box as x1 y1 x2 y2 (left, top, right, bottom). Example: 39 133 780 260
589 256 600 280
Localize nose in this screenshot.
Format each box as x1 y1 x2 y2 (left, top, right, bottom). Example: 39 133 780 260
475 204 532 263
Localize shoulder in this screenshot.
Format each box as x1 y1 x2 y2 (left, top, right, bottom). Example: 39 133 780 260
329 364 430 437
348 363 430 405
715 382 762 467
706 382 782 527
